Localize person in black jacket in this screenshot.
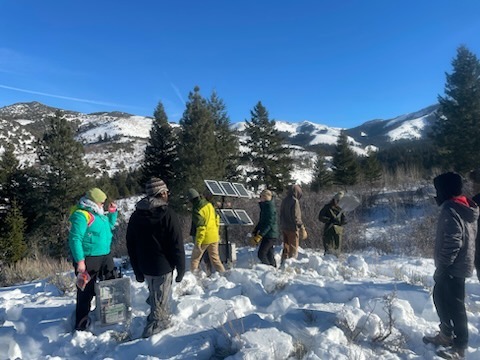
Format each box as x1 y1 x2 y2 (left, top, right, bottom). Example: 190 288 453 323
126 177 185 338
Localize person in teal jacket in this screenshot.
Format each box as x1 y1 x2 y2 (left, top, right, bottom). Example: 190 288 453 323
68 187 118 331
251 189 279 267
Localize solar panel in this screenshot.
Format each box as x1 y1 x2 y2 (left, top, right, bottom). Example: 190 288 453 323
232 183 250 198
220 209 242 225
234 209 254 225
217 210 226 226
219 181 238 197
204 180 225 196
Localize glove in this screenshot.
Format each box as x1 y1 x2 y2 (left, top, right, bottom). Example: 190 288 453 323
250 234 262 246
108 202 117 213
300 226 308 240
175 272 184 283
135 273 145 283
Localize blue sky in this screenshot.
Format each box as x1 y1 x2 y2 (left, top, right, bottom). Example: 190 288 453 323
1 1 479 128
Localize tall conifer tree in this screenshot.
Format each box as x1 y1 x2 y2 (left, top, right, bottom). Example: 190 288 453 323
0 143 20 205
310 155 333 192
242 101 292 192
0 200 27 265
141 101 177 187
331 131 359 186
208 91 240 181
432 45 480 174
361 150 383 186
36 110 90 258
176 86 220 196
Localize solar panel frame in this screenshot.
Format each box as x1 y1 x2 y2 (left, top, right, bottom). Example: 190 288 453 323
217 210 226 226
219 181 239 197
234 209 254 225
220 209 242 225
204 180 225 196
232 183 250 198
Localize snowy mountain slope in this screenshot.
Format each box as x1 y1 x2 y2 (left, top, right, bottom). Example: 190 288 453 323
0 101 438 179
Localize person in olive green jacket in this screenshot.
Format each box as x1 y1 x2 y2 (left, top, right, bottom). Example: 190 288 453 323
188 188 225 274
251 189 279 267
68 187 118 331
318 191 346 256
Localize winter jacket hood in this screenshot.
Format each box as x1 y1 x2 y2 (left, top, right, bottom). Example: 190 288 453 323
434 197 479 278
135 196 168 211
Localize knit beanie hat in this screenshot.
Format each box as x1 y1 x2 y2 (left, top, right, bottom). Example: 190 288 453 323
334 191 345 202
146 177 168 197
433 172 463 205
86 188 107 204
187 188 200 201
260 189 273 201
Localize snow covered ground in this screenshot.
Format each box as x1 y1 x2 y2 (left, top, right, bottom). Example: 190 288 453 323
2 245 480 360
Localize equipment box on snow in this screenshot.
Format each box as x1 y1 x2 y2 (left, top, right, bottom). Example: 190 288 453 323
94 277 131 326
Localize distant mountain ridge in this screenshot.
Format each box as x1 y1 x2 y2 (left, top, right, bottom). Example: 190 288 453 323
0 101 438 182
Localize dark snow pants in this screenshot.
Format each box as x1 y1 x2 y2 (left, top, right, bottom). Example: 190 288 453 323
433 272 468 349
74 253 115 330
258 237 277 267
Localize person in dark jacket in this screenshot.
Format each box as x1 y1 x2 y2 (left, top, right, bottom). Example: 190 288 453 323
423 172 479 360
318 191 347 256
251 189 279 267
279 184 306 262
126 178 185 338
68 187 118 331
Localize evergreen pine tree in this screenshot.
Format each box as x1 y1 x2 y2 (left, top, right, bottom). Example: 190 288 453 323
140 101 177 187
36 110 91 258
310 155 333 192
432 45 480 174
208 91 240 181
331 131 359 186
242 101 292 192
0 143 20 205
176 86 221 196
361 150 383 186
0 200 27 265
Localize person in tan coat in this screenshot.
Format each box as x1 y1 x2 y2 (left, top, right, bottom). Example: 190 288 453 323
279 184 306 262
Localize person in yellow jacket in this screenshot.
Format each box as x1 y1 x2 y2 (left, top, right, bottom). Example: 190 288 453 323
188 188 225 273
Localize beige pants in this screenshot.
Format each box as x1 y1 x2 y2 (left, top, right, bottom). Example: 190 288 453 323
281 229 299 260
191 242 225 273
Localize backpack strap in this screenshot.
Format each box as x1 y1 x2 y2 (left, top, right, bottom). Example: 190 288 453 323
69 205 95 227
76 209 95 227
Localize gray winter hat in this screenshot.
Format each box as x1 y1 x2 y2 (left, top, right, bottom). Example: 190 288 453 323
146 177 168 197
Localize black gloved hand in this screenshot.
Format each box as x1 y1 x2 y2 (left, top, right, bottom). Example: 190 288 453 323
175 272 184 283
135 274 145 283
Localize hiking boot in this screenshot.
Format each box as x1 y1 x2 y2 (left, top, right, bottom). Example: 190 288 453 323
422 332 454 347
436 346 466 360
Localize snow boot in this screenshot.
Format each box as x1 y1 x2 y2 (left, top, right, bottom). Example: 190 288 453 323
423 332 454 347
436 346 466 360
